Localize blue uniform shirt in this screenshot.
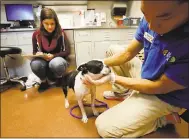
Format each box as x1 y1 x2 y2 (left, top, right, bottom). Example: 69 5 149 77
135 17 189 109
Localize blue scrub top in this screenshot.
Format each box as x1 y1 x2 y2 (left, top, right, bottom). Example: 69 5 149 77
134 17 189 109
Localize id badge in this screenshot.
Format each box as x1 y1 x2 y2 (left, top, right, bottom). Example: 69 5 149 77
144 32 154 43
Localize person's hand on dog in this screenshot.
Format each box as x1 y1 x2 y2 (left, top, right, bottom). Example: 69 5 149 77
82 75 94 86
80 58 113 86
83 73 116 86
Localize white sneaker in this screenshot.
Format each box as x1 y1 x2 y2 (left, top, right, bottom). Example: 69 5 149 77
103 90 131 101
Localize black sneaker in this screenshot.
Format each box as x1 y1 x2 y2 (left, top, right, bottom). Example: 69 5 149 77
38 81 49 93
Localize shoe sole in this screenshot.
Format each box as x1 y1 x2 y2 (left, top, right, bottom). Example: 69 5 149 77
103 96 125 101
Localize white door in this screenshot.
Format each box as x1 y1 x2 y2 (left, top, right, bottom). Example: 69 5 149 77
75 42 93 67
93 41 111 59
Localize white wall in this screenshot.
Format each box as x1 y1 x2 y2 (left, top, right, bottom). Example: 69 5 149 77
127 1 143 18
87 1 143 27
1 1 143 27
45 5 87 28
87 1 116 27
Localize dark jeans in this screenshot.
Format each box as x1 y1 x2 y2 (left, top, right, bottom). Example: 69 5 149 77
30 57 68 81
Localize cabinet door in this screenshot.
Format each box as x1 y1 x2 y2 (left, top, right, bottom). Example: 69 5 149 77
74 30 91 42
92 29 120 41
111 41 131 48
119 29 136 41
75 42 92 66
93 41 111 59
1 33 17 46
16 32 33 45
19 44 33 54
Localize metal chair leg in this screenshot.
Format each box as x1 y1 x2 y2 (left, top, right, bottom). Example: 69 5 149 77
0 79 8 85
2 57 10 80
10 78 26 91
1 56 26 91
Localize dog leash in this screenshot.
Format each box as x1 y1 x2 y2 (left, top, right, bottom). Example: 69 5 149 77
70 99 109 119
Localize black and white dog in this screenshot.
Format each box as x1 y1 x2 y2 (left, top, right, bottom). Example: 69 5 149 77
61 60 111 123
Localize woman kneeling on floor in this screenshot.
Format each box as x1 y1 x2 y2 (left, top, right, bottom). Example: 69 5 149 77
31 8 70 92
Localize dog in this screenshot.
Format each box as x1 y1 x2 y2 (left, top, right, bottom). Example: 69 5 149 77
61 60 111 123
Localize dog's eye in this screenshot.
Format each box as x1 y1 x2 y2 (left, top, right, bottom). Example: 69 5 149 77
98 63 103 69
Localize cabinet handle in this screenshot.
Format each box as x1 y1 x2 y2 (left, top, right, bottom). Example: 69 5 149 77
104 36 110 39
79 33 89 36
128 34 134 37
104 34 110 37
22 35 30 39
127 38 134 41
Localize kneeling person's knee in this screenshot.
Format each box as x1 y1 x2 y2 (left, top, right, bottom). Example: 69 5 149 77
95 115 123 138
49 57 68 77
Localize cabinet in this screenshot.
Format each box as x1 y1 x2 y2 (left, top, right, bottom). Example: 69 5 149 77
1 33 18 46
16 32 33 54
75 41 112 65
74 28 137 66
0 31 34 78
1 28 137 77
75 42 93 65
92 29 119 41
93 41 111 59
74 30 91 42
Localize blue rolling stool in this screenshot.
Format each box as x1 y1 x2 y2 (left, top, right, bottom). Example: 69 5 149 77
0 47 26 91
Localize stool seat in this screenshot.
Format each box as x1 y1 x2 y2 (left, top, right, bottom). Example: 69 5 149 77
0 47 22 57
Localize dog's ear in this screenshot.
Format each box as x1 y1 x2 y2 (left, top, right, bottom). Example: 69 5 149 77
77 63 86 71
77 63 88 74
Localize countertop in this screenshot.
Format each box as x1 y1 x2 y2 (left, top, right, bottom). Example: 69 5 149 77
1 26 138 33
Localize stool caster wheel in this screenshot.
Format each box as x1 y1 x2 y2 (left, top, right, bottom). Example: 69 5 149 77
20 85 26 91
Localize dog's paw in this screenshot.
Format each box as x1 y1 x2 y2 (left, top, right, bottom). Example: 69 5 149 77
65 99 69 108
83 98 87 103
93 110 99 116
82 115 88 123
65 103 69 108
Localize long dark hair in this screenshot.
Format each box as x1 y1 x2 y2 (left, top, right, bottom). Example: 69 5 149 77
40 8 62 38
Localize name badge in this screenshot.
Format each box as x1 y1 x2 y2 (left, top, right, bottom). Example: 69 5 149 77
144 32 154 43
